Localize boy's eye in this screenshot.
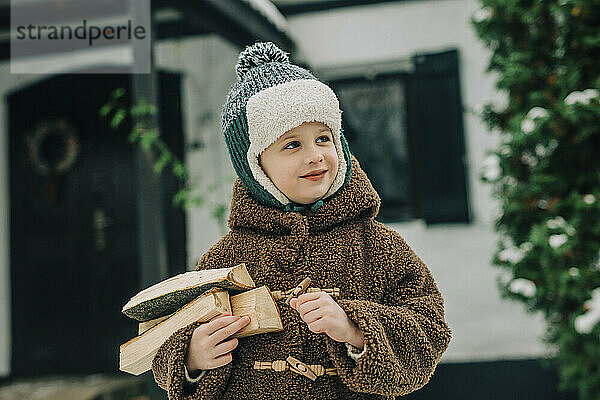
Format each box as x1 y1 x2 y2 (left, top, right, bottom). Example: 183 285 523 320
284 141 300 149
284 136 331 150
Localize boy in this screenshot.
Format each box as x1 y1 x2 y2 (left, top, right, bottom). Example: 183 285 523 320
152 42 451 400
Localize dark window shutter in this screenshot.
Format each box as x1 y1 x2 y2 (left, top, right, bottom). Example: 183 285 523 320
408 49 471 225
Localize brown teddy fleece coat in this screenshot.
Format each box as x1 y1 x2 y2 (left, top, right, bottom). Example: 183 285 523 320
152 154 452 399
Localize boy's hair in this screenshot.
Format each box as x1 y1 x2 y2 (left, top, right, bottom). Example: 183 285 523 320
220 41 352 212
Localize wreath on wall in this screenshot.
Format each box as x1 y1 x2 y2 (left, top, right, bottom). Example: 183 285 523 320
25 117 80 205
26 117 79 176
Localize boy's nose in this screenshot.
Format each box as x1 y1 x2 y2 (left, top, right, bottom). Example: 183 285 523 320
306 151 324 164
305 145 324 164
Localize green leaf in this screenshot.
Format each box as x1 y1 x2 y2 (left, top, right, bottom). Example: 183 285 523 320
172 161 188 181
139 131 158 150
211 204 227 220
99 103 112 118
582 34 600 47
191 196 205 207
128 130 139 143
172 189 188 207
131 99 157 118
111 87 126 100
153 152 172 175
110 109 127 129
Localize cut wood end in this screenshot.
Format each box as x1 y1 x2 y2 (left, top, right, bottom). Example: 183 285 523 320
230 286 283 338
122 264 254 319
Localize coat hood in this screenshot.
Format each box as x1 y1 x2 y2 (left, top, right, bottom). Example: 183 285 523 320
227 154 381 234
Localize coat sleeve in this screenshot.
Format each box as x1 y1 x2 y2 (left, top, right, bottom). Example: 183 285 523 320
325 227 452 397
151 233 237 400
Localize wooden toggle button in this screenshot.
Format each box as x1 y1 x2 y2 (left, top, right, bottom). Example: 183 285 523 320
285 277 311 305
286 356 317 381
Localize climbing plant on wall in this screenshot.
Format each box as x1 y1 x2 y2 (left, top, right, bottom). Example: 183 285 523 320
100 88 232 232
472 1 600 399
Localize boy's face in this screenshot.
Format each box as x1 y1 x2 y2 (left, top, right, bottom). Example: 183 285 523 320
259 121 339 205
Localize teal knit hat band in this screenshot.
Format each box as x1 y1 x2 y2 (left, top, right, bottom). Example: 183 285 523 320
221 42 353 211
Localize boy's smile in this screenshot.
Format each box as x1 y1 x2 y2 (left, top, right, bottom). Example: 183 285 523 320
259 121 339 205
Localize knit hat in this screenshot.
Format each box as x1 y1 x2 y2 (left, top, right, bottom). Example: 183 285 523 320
221 41 352 212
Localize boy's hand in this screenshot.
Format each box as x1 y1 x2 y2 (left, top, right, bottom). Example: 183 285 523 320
185 313 250 372
290 292 364 350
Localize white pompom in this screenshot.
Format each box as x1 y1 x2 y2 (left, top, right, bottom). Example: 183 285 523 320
235 41 290 81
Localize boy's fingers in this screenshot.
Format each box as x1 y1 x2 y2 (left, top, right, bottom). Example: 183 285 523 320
300 308 322 324
210 315 250 344
297 299 320 316
203 315 241 336
213 337 239 357
307 319 326 334
210 352 233 369
296 292 322 306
